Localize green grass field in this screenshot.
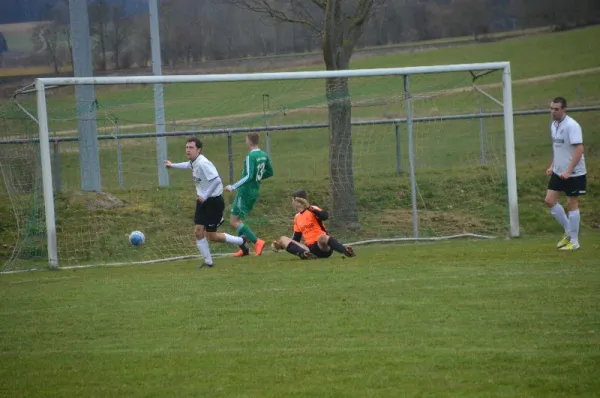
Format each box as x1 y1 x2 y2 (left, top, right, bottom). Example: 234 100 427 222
1 237 599 397
1 26 600 268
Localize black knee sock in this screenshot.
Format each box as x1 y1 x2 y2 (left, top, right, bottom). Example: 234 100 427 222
286 241 305 256
327 236 347 254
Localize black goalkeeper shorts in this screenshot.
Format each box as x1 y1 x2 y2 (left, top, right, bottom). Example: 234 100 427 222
308 243 333 258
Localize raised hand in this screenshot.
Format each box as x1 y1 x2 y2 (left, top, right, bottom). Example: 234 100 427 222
294 197 310 210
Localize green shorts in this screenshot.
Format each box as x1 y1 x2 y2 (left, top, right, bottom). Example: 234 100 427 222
231 191 258 219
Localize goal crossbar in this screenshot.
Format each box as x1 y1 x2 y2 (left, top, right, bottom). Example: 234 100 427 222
36 62 511 86
34 62 518 267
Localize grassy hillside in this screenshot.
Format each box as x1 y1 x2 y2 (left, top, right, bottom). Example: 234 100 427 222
1 26 599 269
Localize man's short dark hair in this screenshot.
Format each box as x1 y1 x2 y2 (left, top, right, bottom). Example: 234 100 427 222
187 137 202 149
292 189 308 200
552 97 567 108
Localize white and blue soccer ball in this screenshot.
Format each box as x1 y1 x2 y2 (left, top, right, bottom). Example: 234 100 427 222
129 231 145 246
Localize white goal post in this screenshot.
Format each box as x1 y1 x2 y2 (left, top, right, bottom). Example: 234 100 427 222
34 62 519 267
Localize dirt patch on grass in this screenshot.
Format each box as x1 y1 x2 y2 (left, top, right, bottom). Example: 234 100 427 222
68 191 127 211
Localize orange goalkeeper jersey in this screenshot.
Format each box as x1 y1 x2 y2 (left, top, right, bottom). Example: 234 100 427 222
293 206 328 245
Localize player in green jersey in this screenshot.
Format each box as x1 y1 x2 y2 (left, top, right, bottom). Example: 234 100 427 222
225 132 274 257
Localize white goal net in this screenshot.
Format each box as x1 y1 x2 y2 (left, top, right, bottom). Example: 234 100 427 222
0 63 518 271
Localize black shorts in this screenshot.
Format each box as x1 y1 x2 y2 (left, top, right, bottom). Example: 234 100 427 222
195 195 225 232
548 173 587 197
308 243 333 258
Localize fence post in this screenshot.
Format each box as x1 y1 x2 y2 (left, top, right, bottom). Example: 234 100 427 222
227 131 234 185
395 123 402 173
404 75 418 239
263 94 271 157
52 137 61 192
115 118 124 189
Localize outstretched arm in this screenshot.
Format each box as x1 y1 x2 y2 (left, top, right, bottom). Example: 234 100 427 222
294 198 329 221
165 160 190 169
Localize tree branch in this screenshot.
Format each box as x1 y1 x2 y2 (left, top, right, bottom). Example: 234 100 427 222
341 0 378 59
226 0 322 34
290 0 321 25
308 0 325 10
322 0 339 69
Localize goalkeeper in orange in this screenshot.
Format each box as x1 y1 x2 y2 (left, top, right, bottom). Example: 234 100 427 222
271 189 356 259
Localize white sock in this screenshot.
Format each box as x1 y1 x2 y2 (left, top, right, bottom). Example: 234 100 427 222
224 233 243 246
568 210 580 245
549 203 569 234
196 238 213 265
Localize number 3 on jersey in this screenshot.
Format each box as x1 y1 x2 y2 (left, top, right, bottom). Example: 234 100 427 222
256 162 266 181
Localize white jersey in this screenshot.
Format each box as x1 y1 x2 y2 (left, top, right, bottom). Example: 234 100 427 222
551 115 586 177
189 155 223 197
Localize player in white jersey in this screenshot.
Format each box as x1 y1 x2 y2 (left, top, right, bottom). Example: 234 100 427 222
165 137 249 267
544 97 587 251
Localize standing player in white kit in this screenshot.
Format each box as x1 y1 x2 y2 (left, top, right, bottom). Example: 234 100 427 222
165 137 249 267
544 97 587 251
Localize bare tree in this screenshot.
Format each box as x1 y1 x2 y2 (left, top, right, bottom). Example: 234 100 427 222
32 21 62 74
451 0 492 39
159 0 188 67
227 0 384 229
107 2 133 69
512 0 600 29
130 14 151 68
29 0 72 73
89 0 111 70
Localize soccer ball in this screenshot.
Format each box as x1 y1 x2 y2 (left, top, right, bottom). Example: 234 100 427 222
129 231 145 246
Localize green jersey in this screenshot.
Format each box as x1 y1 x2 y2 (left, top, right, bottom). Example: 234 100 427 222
230 148 273 192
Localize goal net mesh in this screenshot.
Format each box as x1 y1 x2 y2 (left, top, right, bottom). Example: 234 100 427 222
0 69 509 270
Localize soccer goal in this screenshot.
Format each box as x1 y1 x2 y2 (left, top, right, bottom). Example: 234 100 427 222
0 62 518 270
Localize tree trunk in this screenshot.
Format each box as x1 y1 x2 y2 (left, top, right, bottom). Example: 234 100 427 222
67 40 73 68
114 38 120 69
46 36 59 74
99 25 106 70
53 55 59 74
326 76 359 229
320 0 361 230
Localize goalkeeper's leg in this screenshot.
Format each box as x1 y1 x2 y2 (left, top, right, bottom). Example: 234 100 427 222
317 233 356 257
274 236 317 260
